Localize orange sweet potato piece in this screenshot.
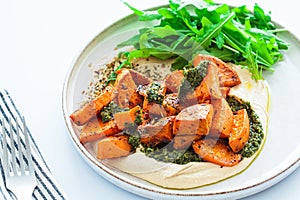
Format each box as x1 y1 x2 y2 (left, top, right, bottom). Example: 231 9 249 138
142 81 167 119
183 61 222 107
114 106 141 130
193 54 241 87
210 97 233 138
114 69 143 108
97 135 132 160
70 85 115 126
138 137 161 147
143 98 167 119
173 135 201 150
220 87 230 98
229 109 250 153
197 61 223 101
173 104 213 136
192 139 242 167
79 118 120 144
164 70 184 93
162 93 181 116
139 116 175 146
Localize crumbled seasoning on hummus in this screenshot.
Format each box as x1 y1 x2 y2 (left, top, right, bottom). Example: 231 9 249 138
83 55 173 103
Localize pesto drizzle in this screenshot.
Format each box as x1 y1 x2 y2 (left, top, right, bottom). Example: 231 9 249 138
147 82 165 104
141 146 201 165
99 101 128 122
178 61 209 101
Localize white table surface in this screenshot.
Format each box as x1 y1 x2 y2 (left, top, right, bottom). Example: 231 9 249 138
0 0 299 199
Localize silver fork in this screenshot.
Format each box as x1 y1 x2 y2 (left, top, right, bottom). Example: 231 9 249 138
1 118 37 200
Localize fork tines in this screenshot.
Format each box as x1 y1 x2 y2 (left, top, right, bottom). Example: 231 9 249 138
1 117 35 177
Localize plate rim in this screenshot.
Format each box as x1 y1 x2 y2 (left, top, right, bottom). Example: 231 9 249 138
62 3 300 199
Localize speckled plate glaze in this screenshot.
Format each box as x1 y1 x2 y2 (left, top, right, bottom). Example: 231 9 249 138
62 6 300 200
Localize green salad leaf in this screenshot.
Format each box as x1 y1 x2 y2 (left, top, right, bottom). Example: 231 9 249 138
113 0 289 81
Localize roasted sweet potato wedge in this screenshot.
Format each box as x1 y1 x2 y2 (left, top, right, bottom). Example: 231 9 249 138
162 93 181 116
114 69 143 108
114 106 141 130
210 97 233 138
192 139 242 167
220 87 230 98
141 81 167 118
229 109 250 153
143 98 167 119
193 54 241 87
97 135 132 159
183 61 222 106
164 70 184 93
80 118 120 144
70 84 115 126
173 134 201 150
173 104 213 136
139 116 175 146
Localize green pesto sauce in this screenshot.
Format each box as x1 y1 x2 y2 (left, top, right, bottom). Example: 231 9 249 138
147 82 164 104
134 114 143 126
141 146 201 165
125 120 201 164
178 60 209 101
184 60 209 88
227 96 264 158
124 115 143 149
139 96 264 164
99 101 128 122
128 134 140 149
124 123 141 149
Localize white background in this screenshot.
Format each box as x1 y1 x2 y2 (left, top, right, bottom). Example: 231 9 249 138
0 0 299 199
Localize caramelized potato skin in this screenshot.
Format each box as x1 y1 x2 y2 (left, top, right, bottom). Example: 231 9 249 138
97 135 132 160
192 139 242 167
80 119 120 144
183 61 222 106
173 104 214 136
229 109 250 153
114 106 141 130
193 54 241 87
164 70 184 93
139 116 175 146
210 98 233 138
114 69 143 108
70 84 115 126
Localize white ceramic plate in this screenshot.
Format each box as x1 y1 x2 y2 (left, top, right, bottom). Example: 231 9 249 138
62 6 300 200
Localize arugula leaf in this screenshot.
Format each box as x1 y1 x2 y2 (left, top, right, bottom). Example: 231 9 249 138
123 1 144 16
107 59 132 84
199 47 237 62
118 0 289 80
171 56 189 71
169 0 181 11
158 8 176 19
197 12 235 48
123 2 161 21
117 34 140 48
247 28 289 49
215 33 225 49
128 48 175 61
242 39 263 80
253 3 275 30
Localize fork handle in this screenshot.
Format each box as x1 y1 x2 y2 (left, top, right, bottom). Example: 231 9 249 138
8 183 35 200
12 190 34 200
